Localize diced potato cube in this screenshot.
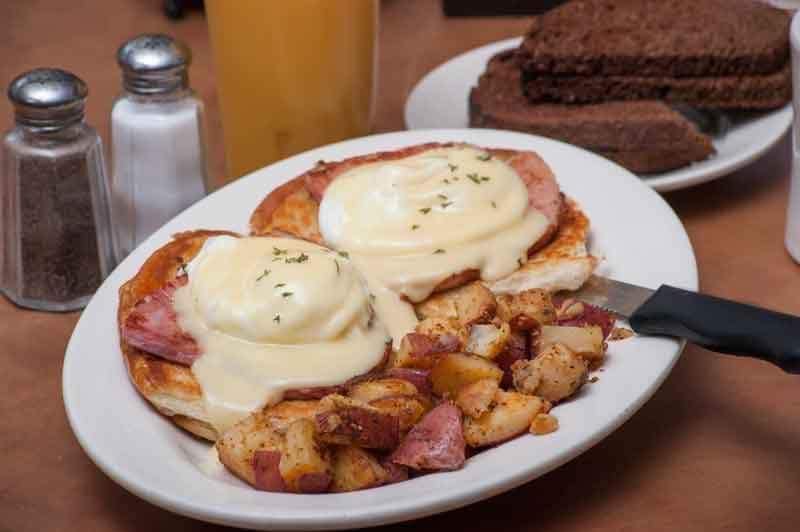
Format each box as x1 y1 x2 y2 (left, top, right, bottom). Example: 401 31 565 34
415 317 469 347
463 390 547 447
538 325 604 361
430 353 503 398
392 332 460 369
370 395 430 432
279 419 331 493
348 378 418 403
415 281 497 326
455 378 498 418
216 410 285 488
512 343 588 403
330 446 388 492
530 413 559 435
496 289 556 329
316 394 400 449
466 322 511 359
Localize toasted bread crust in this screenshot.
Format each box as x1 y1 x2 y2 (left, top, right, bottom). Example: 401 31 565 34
249 143 564 294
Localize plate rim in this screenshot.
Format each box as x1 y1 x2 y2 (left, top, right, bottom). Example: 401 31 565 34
63 128 699 530
403 37 792 193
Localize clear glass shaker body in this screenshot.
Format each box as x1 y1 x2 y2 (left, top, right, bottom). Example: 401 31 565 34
1 122 114 311
111 88 208 259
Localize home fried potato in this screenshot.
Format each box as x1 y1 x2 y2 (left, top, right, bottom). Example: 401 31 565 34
463 390 548 447
466 322 511 360
330 446 389 493
455 378 499 419
496 289 557 330
430 353 504 398
279 419 331 493
512 343 588 403
392 332 461 370
539 325 604 362
316 394 400 449
414 281 497 327
348 378 418 403
216 410 285 489
414 317 470 347
390 402 466 471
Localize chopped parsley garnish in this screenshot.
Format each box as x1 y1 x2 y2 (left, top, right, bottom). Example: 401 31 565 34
334 259 340 275
448 163 458 172
411 224 420 230
285 252 309 264
281 292 293 298
255 269 271 281
466 173 481 184
481 175 491 182
437 193 449 201
477 153 492 161
272 246 287 256
419 207 431 215
442 178 450 185
273 314 281 324
274 282 286 288
440 201 453 209
337 251 349 259
433 248 446 254
491 201 497 208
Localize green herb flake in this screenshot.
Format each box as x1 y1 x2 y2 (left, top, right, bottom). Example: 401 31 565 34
437 193 448 201
467 173 481 184
281 292 293 298
419 207 432 215
442 178 450 185
433 248 446 254
337 251 349 259
440 201 453 209
285 252 309 264
334 259 340 275
411 224 420 230
273 314 281 324
274 282 286 288
448 163 458 172
480 175 491 182
255 269 271 281
491 201 497 208
477 153 492 161
272 246 287 256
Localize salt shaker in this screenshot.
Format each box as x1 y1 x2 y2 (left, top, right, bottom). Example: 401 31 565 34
112 34 208 260
1 68 115 311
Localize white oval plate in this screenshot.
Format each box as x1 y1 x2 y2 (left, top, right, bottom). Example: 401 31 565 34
405 38 792 193
64 129 698 530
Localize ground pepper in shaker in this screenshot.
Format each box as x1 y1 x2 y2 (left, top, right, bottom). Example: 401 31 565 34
111 34 208 260
1 68 115 311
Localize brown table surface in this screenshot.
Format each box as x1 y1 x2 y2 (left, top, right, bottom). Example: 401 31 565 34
2 1 799 531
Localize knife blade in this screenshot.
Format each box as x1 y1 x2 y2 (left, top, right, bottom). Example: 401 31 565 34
569 275 800 374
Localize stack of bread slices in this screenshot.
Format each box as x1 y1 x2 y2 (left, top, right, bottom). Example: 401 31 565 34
470 0 791 174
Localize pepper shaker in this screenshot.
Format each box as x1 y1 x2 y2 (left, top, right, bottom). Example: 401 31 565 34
111 34 208 260
1 68 115 311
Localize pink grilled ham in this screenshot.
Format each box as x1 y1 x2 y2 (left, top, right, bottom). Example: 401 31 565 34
121 276 200 365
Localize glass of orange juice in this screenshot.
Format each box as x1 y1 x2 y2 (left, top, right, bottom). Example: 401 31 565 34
205 0 378 184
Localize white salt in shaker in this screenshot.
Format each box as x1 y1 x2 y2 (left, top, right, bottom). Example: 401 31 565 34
786 13 800 262
111 34 208 260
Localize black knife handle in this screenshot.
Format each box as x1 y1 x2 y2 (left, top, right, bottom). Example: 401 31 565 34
629 285 800 374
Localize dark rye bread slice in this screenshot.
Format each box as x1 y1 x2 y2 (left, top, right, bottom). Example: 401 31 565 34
521 63 791 110
469 50 713 174
520 0 790 78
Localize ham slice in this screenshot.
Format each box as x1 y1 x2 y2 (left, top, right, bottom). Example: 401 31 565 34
390 402 466 471
121 277 200 365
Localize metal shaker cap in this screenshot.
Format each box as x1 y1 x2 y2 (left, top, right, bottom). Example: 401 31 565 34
7 68 88 129
117 34 190 95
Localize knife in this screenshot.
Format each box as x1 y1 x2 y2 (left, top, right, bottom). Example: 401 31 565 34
570 275 800 374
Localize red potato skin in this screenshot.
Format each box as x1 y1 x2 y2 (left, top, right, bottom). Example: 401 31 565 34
296 472 332 494
316 407 400 450
253 450 287 492
390 402 466 471
381 460 410 484
401 333 463 369
383 368 432 396
493 330 530 388
121 276 200 365
555 301 616 338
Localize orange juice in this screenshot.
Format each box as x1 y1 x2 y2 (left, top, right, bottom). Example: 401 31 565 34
205 0 378 183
